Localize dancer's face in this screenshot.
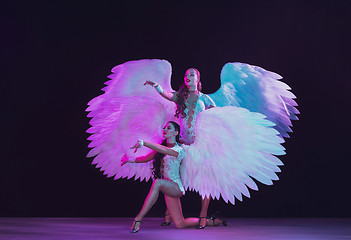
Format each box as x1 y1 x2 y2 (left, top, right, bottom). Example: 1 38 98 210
163 122 178 139
184 69 199 89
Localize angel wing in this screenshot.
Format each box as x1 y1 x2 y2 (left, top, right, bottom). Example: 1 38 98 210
209 63 299 138
180 106 285 205
86 59 176 182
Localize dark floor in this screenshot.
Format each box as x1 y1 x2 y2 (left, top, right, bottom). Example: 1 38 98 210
1 218 350 240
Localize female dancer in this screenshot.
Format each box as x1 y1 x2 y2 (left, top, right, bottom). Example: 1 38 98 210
121 121 222 233
144 68 215 228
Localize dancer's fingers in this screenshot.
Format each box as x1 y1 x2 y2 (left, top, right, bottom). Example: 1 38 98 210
121 154 128 166
144 80 154 86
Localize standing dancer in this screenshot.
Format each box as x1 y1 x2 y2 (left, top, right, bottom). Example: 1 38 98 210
144 68 215 228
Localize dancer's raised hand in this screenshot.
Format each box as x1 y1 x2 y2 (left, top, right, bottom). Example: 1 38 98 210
144 80 156 86
130 140 144 153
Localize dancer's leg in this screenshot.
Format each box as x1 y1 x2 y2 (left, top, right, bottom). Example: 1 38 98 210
198 195 211 227
134 179 183 221
165 195 199 228
162 207 171 224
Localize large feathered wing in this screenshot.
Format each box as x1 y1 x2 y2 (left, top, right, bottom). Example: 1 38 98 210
180 106 285 205
86 59 176 182
209 62 299 138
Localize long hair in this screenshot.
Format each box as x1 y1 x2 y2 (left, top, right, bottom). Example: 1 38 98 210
175 68 202 118
152 121 181 179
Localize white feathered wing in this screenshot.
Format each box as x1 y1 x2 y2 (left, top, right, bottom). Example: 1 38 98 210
209 63 299 138
180 106 286 205
86 59 176 182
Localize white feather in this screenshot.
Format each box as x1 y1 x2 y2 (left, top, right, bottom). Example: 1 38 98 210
181 107 286 205
209 62 299 138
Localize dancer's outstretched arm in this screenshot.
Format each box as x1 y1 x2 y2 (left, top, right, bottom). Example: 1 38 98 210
121 151 157 166
143 141 179 157
144 81 178 102
121 140 179 166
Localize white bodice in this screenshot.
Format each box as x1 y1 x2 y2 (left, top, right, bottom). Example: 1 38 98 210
161 144 186 194
179 93 215 145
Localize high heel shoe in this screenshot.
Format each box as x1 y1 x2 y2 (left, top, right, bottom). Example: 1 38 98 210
209 210 227 226
160 214 172 226
209 216 227 227
129 220 141 233
195 217 207 229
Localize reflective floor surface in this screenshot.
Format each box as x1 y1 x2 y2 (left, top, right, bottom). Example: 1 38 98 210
1 218 350 240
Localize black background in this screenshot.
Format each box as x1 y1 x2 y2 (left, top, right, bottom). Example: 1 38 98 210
2 0 350 218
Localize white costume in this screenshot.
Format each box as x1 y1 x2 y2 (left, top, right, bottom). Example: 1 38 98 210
180 93 215 145
86 59 299 205
161 143 186 194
